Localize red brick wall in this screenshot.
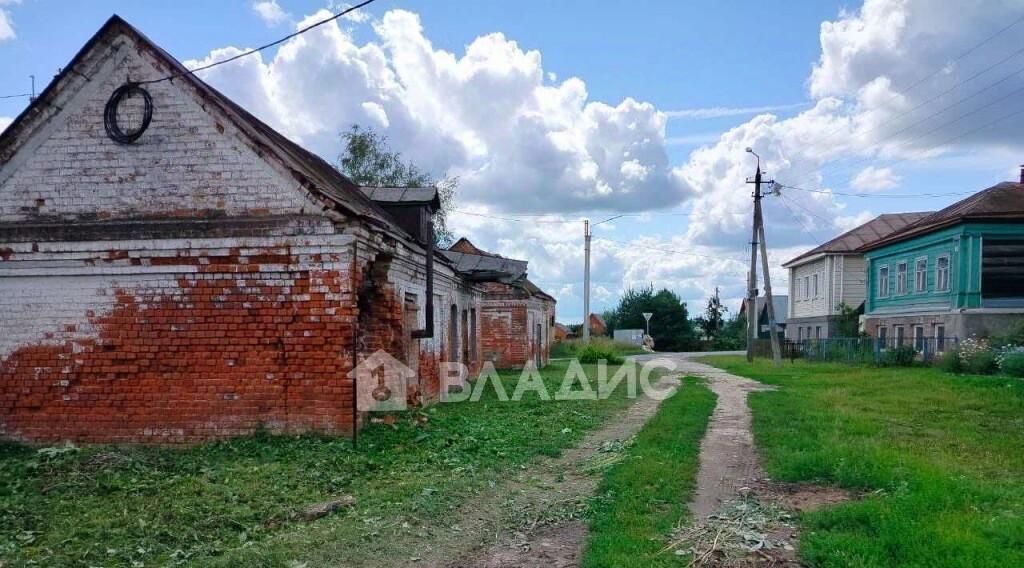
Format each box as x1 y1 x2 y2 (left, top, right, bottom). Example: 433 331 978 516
0 246 359 444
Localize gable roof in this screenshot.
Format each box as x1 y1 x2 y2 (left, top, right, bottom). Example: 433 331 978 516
360 187 441 210
448 237 494 256
783 212 931 267
0 15 402 236
859 182 1024 251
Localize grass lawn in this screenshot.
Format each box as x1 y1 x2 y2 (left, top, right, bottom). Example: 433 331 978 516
582 376 717 567
700 356 1024 568
0 361 640 567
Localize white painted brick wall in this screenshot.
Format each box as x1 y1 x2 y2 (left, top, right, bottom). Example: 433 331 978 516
0 32 318 222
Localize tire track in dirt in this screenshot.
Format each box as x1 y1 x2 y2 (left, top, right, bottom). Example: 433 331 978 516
416 375 683 568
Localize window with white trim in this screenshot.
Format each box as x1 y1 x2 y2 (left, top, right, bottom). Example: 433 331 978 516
878 265 889 298
896 262 908 294
813 273 819 298
804 276 810 300
915 258 927 292
936 255 950 291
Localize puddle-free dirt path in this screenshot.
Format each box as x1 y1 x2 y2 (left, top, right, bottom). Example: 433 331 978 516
424 375 683 568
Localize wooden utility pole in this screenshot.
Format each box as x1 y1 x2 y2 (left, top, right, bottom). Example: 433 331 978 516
745 149 782 366
582 219 591 343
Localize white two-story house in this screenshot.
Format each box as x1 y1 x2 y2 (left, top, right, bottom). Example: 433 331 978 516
783 213 929 341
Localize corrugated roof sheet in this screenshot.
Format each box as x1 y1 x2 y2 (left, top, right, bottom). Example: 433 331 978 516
783 212 931 267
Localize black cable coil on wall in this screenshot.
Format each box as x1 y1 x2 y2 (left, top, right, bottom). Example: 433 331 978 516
103 83 153 144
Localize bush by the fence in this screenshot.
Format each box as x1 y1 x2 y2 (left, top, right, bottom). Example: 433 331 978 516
999 351 1024 377
880 345 916 367
939 349 963 373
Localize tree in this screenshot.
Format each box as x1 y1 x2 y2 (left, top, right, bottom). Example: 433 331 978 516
696 287 727 341
337 125 456 246
604 285 697 352
835 302 862 338
714 313 747 350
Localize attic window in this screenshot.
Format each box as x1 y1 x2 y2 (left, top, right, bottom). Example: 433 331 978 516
104 83 153 144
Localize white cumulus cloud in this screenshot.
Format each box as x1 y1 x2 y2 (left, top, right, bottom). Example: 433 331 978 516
850 165 901 191
252 0 289 26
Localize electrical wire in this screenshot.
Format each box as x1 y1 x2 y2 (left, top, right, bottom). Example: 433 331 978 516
778 196 824 245
778 102 1024 198
786 14 1024 181
139 0 377 85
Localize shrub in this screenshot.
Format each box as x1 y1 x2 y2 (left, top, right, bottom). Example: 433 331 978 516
880 345 916 367
992 321 1024 347
939 349 963 373
576 344 625 365
999 352 1024 378
965 349 998 375
552 337 642 360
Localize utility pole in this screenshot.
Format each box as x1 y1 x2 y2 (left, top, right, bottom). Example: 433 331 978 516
745 148 782 366
582 219 591 343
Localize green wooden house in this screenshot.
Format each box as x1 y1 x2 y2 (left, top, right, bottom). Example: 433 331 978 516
860 177 1024 344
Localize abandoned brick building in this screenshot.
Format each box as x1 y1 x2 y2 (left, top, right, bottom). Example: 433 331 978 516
445 239 556 369
0 16 554 444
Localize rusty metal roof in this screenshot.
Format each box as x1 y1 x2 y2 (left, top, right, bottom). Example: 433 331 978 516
859 182 1024 251
783 212 931 267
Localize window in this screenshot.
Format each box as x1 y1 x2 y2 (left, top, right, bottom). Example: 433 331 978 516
913 326 924 351
815 326 822 340
813 273 819 298
935 324 946 352
878 326 888 347
896 262 908 294
894 325 905 346
915 258 927 292
878 265 890 298
797 327 803 341
936 255 950 291
804 276 810 300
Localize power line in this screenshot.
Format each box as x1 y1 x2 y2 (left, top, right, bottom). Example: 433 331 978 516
140 0 377 85
778 101 1024 199
795 66 1024 187
0 93 32 100
778 196 824 245
784 14 1024 185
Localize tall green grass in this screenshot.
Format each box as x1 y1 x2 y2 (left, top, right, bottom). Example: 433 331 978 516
0 361 640 567
551 336 646 359
582 377 716 567
700 357 1024 568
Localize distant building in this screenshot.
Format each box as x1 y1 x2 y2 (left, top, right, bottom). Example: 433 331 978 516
861 177 1024 343
588 313 608 336
782 213 928 341
739 296 788 339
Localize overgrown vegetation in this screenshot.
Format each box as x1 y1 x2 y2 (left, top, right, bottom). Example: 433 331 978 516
602 285 698 352
550 336 645 359
337 125 456 246
699 356 1024 567
582 377 716 567
0 361 640 567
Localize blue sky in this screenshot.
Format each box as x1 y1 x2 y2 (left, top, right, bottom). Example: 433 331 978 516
2 0 1023 322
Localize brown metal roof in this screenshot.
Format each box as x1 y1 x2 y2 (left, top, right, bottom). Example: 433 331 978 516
858 182 1024 251
0 15 402 235
438 250 528 283
783 212 931 267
